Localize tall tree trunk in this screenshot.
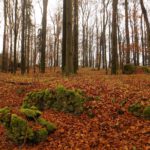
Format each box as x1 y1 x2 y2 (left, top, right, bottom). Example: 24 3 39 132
111 0 118 74
140 0 150 65
62 0 74 75
73 0 78 73
21 0 26 74
125 0 130 64
2 0 8 72
141 15 145 66
40 0 48 73
62 0 66 72
13 0 18 73
133 2 139 66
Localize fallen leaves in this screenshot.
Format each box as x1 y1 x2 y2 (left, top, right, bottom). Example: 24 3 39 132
0 69 150 149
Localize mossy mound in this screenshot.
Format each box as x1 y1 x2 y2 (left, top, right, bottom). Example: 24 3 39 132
136 66 150 74
22 86 86 115
8 114 34 144
34 128 48 143
0 107 11 128
20 107 42 120
22 89 52 110
37 118 56 133
123 64 150 74
123 64 136 74
128 103 150 120
0 107 56 144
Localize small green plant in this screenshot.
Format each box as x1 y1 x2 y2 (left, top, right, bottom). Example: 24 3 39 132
128 103 150 120
120 99 128 107
143 106 150 119
128 103 143 117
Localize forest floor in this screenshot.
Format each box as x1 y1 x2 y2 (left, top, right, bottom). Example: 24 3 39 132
0 68 149 150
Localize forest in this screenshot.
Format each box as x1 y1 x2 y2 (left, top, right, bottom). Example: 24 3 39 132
0 0 149 149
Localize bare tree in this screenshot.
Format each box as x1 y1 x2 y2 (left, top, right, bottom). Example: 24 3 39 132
111 0 118 74
40 0 48 73
62 0 74 75
140 0 150 65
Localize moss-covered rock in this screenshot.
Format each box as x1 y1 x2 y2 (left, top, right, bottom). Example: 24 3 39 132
0 107 56 145
22 86 86 115
123 64 136 74
123 64 150 74
22 89 52 110
20 107 42 119
8 114 30 144
0 107 11 128
136 66 150 74
34 128 48 143
143 106 150 119
141 66 150 73
0 107 10 114
37 118 56 133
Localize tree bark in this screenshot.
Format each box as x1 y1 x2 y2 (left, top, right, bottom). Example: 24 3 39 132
125 0 130 64
111 0 118 74
40 0 48 73
140 0 150 65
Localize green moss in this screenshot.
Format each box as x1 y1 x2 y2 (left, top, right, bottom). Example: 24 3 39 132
54 86 85 114
8 114 28 144
143 106 150 119
22 86 86 115
26 127 35 142
123 64 136 74
6 114 55 144
20 108 41 119
22 89 52 110
139 66 150 74
0 107 11 128
128 103 143 116
0 107 10 114
34 128 48 142
120 99 128 107
0 107 56 144
37 118 56 133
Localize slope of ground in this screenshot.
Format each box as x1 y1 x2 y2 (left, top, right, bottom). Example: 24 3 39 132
0 69 149 150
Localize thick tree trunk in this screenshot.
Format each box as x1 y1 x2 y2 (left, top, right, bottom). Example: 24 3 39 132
111 0 118 74
62 0 66 72
125 0 130 64
2 0 8 72
40 0 48 73
73 0 79 73
62 0 74 75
